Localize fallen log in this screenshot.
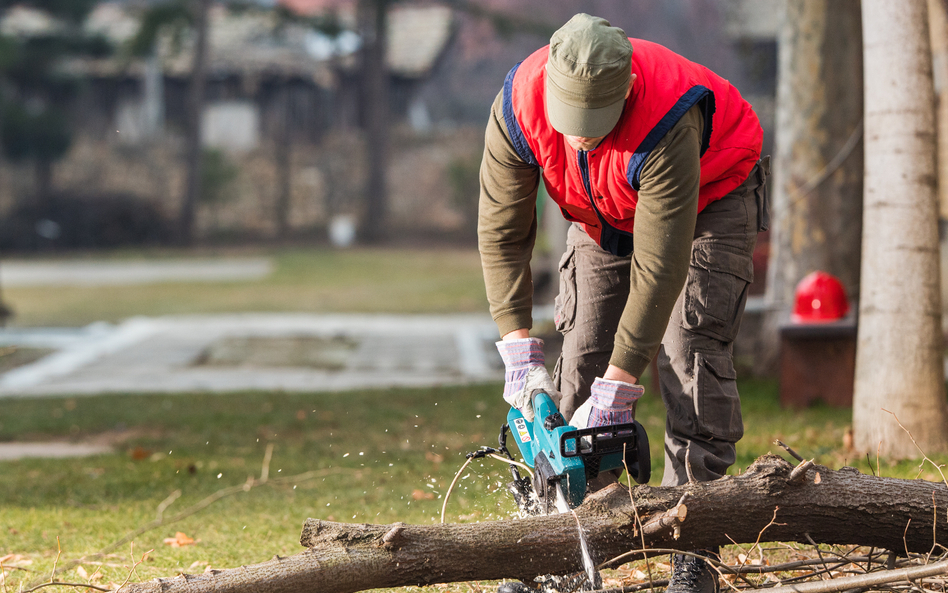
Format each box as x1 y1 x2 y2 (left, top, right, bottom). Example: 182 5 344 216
121 455 948 593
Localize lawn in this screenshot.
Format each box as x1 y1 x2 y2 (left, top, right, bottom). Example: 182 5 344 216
2 247 488 327
1 247 946 592
1 379 945 593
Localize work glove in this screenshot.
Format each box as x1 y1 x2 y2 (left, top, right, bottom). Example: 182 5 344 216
495 337 562 422
569 377 644 429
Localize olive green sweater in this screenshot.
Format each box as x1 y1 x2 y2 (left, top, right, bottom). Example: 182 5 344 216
477 90 703 378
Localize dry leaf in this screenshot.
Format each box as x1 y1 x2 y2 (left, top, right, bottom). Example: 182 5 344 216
0 554 31 567
163 531 196 547
295 410 307 421
814 472 822 484
425 452 444 463
130 446 152 461
411 489 435 500
76 565 89 579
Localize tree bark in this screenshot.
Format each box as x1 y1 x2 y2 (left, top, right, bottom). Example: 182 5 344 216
761 0 864 373
855 0 948 458
120 455 948 593
929 0 948 336
178 0 211 246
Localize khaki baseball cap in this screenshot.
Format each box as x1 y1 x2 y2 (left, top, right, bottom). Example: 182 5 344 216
546 14 633 138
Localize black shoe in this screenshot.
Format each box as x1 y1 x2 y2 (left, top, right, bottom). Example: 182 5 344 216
666 550 720 593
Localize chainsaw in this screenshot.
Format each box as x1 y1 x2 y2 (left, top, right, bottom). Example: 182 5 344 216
498 390 651 515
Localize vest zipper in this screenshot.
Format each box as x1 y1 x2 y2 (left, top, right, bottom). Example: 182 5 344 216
577 150 602 218
577 149 636 257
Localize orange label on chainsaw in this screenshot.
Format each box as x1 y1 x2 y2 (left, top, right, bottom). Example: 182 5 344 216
514 418 531 443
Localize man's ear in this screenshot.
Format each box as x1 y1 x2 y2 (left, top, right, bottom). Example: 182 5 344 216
625 73 637 99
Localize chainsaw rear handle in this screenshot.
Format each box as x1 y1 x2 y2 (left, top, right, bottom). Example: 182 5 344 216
561 420 651 484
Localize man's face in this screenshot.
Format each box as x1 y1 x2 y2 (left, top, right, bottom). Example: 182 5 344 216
564 135 607 151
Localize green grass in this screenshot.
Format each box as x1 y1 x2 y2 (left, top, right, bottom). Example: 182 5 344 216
2 247 487 327
1 380 946 592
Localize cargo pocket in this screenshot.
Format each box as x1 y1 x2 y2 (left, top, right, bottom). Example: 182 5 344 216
682 243 754 343
694 352 743 441
553 246 577 334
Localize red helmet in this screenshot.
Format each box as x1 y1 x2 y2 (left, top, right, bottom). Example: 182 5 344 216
792 271 850 323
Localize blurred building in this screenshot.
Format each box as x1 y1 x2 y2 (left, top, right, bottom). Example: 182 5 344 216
0 1 779 248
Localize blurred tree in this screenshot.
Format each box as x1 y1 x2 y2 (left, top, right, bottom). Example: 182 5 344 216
358 0 390 243
0 0 111 212
854 0 948 458
128 0 209 246
762 0 864 374
200 147 239 231
180 0 210 246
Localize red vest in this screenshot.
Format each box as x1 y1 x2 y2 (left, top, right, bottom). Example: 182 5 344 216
502 39 763 256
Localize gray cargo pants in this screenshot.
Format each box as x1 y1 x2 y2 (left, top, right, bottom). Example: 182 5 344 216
552 158 770 487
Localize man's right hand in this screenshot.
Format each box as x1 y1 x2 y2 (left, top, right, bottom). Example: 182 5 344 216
495 337 562 422
569 377 644 429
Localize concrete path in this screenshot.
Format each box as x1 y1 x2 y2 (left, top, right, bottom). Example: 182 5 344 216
0 313 504 397
0 258 273 286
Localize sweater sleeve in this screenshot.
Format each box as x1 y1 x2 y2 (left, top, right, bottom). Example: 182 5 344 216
609 105 704 377
477 90 542 337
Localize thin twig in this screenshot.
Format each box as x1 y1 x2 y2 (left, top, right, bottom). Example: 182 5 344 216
751 507 783 560
760 559 948 593
622 442 655 592
883 409 948 523
50 537 61 584
115 547 152 593
806 532 832 580
905 519 913 559
774 440 805 462
932 492 939 563
155 489 181 523
722 534 768 589
19 582 112 593
685 445 696 484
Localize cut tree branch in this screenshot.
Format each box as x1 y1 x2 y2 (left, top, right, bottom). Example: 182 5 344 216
118 455 948 593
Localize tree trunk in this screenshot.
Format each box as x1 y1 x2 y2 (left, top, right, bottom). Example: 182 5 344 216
358 0 389 243
120 456 948 593
178 0 211 246
761 0 864 373
855 0 948 458
929 0 948 335
275 85 293 238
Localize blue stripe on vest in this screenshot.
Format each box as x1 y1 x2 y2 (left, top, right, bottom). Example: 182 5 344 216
502 62 539 167
625 85 715 191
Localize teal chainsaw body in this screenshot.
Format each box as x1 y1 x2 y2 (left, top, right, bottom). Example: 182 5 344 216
505 391 651 512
